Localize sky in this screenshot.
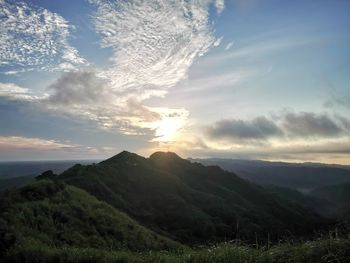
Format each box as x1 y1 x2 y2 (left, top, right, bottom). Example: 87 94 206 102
0 0 350 164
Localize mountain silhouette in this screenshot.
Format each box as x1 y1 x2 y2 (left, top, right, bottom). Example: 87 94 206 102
59 151 324 243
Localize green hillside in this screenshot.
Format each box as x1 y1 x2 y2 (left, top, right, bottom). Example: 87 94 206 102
59 151 325 244
311 182 350 215
0 151 348 262
0 174 36 191
0 179 180 259
263 185 335 216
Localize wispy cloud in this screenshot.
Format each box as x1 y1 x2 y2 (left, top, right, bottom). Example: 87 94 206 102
215 0 225 14
0 0 86 73
1 0 224 142
0 82 44 101
0 135 118 160
0 136 76 150
225 41 234 51
89 0 222 95
35 70 187 136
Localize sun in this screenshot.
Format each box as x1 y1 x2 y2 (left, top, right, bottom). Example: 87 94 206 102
154 117 184 142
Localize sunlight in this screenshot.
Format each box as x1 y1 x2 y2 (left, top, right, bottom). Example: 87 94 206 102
154 116 184 142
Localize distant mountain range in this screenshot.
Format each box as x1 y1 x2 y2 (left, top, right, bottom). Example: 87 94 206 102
0 160 98 179
190 158 350 193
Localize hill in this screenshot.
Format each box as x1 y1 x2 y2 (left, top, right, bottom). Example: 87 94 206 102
0 174 36 191
191 158 350 193
263 185 334 216
59 151 325 244
0 179 180 259
311 182 350 215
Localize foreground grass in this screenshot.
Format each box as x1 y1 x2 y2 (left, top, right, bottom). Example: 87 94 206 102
3 238 350 263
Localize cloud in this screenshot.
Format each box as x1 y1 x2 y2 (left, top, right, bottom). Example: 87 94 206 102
0 82 43 101
186 137 350 164
22 0 223 140
39 70 184 136
1 0 224 142
205 111 350 145
0 0 86 73
198 111 350 163
325 90 350 111
206 116 282 141
282 112 344 138
0 135 120 160
0 136 76 150
47 71 110 105
89 0 223 95
215 0 225 14
225 41 234 51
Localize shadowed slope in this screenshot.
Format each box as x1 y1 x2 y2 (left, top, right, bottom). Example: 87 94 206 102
60 151 325 243
0 179 180 257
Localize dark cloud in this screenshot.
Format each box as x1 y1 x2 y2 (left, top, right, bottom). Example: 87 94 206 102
184 139 350 163
206 116 282 141
206 112 350 144
47 71 108 105
282 112 343 138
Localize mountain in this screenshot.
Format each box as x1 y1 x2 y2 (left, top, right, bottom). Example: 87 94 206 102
191 158 350 193
263 185 334 216
58 151 325 244
0 175 36 191
310 182 350 215
0 160 98 179
0 178 179 258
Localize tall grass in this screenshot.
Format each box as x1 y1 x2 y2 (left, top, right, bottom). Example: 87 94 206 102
3 237 350 263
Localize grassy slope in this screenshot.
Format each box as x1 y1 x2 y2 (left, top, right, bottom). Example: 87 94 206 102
60 151 325 244
0 179 180 259
3 238 350 263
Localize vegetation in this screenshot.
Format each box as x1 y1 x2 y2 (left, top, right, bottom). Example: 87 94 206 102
1 151 349 262
0 179 180 259
58 151 326 244
3 238 350 263
0 174 36 191
193 158 350 192
264 185 335 216
311 182 350 209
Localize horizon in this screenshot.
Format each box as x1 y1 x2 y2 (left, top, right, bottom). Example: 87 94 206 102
1 150 349 167
1 0 350 164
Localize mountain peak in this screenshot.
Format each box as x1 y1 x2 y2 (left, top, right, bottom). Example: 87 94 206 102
149 151 183 161
102 150 145 165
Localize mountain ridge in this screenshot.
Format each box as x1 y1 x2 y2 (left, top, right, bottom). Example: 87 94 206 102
58 151 326 244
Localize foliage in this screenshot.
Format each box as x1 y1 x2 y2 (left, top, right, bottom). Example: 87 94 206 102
311 182 350 214
0 179 180 258
1 151 348 262
60 151 326 244
3 238 350 263
193 158 350 192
